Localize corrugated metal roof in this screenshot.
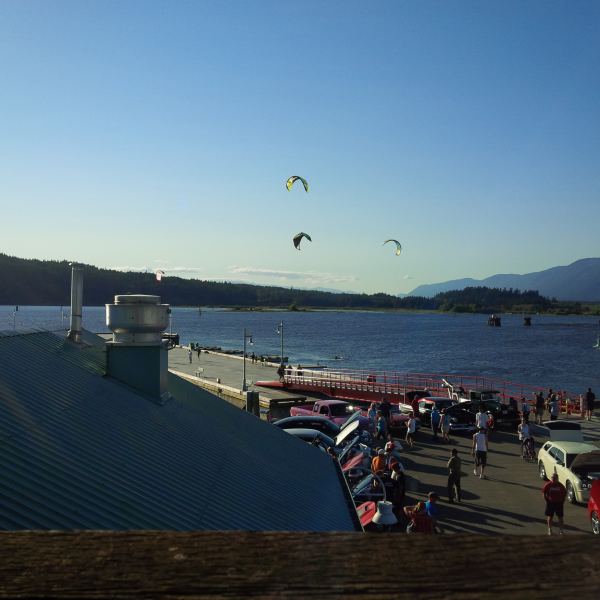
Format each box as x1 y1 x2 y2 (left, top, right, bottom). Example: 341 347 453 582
0 330 360 531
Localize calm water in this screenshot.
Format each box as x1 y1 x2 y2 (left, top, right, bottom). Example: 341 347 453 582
1 306 599 392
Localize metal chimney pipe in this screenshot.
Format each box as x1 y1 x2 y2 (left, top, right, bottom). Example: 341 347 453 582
67 263 83 343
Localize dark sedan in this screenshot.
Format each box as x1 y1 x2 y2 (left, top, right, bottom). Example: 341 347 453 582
458 399 520 430
444 404 477 434
274 415 341 439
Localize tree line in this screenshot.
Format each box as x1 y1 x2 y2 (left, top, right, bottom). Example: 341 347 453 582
1 253 597 314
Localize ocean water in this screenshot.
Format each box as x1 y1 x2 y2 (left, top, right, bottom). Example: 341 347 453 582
1 305 598 392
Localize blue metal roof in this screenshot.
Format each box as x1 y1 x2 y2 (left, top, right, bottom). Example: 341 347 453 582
0 330 360 531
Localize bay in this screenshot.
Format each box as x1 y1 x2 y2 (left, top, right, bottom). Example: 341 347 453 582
1 305 598 393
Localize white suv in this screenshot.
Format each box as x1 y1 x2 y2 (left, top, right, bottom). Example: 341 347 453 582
537 421 600 504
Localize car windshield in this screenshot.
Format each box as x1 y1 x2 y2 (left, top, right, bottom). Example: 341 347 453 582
566 453 578 468
351 474 376 497
435 400 454 410
330 404 352 417
482 400 501 411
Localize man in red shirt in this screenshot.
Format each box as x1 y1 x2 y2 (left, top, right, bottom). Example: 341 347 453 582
543 473 566 535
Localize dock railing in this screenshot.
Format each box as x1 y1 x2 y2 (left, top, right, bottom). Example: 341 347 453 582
279 366 581 414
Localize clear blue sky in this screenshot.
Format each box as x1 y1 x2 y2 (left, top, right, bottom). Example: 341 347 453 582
1 0 599 294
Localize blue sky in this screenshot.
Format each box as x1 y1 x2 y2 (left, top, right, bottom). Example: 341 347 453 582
1 0 599 294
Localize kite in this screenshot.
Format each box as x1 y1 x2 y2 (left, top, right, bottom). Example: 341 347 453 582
383 239 402 256
286 176 309 193
155 269 165 282
293 232 312 250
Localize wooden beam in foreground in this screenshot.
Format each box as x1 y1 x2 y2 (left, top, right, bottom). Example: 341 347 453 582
0 531 598 599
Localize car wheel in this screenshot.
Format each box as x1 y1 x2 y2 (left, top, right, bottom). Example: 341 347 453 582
538 462 547 480
592 511 600 535
566 481 577 504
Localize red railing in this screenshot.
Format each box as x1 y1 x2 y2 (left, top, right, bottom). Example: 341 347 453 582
278 366 582 413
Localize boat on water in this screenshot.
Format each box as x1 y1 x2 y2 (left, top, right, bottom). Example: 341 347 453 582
255 367 576 410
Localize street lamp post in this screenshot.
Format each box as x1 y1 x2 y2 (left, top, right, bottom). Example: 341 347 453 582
276 321 284 364
242 328 253 392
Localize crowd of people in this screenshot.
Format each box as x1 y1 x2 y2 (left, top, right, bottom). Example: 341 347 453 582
360 386 595 534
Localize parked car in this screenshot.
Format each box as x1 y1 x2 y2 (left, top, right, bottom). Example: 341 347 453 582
349 471 388 505
398 389 432 414
588 480 600 534
290 399 370 428
283 419 365 455
459 388 503 403
416 397 458 426
365 401 411 431
537 422 600 504
282 428 337 452
442 403 477 434
456 399 520 430
274 415 341 439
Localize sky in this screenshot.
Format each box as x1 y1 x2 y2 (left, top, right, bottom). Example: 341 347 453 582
1 0 599 295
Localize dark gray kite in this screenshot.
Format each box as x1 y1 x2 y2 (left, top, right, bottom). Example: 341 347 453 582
293 232 312 250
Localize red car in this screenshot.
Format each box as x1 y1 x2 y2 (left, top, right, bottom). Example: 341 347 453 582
588 480 600 535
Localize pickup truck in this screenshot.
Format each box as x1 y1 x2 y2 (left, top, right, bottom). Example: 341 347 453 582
290 399 370 428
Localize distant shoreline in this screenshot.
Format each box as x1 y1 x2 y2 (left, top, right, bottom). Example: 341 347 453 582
3 304 600 318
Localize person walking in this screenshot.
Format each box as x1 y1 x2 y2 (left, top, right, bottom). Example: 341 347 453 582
517 417 532 457
535 391 545 424
276 363 285 382
405 412 417 449
425 492 440 532
549 394 560 421
520 396 531 422
371 448 386 475
472 428 488 479
543 473 567 535
375 411 387 441
390 461 406 510
380 398 391 431
367 402 378 433
188 348 193 364
447 448 462 503
430 406 441 441
585 387 596 421
440 409 451 442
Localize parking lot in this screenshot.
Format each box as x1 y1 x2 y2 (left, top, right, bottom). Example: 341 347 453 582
395 419 600 535
169 347 599 535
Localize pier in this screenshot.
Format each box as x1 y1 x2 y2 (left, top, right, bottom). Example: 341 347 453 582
169 346 599 535
169 346 307 413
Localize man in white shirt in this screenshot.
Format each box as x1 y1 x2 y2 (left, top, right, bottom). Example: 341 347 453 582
405 413 417 449
472 428 488 479
475 406 489 431
517 418 531 442
517 418 531 456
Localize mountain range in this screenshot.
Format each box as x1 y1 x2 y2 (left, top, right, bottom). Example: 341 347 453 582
409 258 600 301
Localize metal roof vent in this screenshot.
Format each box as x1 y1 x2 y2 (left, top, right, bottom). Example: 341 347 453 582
106 294 169 345
105 295 171 403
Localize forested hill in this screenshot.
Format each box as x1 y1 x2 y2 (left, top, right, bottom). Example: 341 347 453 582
0 253 431 309
1 253 595 314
